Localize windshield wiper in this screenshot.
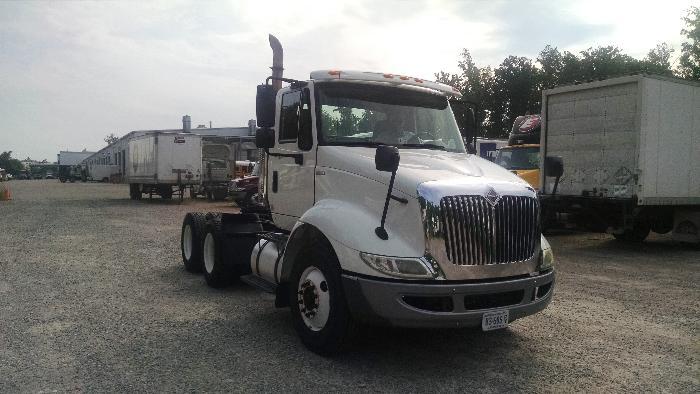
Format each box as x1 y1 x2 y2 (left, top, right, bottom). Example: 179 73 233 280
398 143 447 151
328 141 381 147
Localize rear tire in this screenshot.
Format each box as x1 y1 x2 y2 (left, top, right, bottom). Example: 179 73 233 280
212 189 227 201
613 219 651 242
289 239 354 356
181 212 206 273
160 186 173 200
202 219 232 288
129 183 142 200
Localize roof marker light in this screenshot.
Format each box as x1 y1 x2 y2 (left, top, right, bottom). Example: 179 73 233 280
328 70 341 76
383 74 394 78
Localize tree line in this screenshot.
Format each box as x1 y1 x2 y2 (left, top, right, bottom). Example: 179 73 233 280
436 6 700 139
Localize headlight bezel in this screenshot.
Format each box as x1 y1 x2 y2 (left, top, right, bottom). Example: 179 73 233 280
539 235 554 270
359 252 439 279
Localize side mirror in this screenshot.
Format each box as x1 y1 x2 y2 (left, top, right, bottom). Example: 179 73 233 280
256 84 276 128
544 156 564 178
450 99 478 144
255 127 275 149
466 142 476 155
375 145 400 172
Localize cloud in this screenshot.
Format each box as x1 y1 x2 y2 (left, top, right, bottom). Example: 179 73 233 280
0 0 693 160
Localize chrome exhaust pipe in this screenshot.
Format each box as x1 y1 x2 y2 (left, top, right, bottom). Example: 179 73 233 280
269 34 283 91
258 34 284 207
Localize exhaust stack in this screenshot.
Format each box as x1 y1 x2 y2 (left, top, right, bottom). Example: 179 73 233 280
269 34 283 91
258 34 283 207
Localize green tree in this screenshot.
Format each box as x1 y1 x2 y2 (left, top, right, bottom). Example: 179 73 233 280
642 43 675 75
104 133 119 145
435 50 496 136
537 45 564 90
0 151 24 176
679 6 700 80
492 56 540 137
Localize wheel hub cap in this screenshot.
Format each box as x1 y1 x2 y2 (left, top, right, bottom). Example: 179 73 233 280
297 266 330 331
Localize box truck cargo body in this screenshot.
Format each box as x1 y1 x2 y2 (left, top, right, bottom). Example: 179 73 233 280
540 75 700 242
128 133 201 184
127 132 202 200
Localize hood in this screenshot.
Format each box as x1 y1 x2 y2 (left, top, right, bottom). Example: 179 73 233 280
316 146 532 198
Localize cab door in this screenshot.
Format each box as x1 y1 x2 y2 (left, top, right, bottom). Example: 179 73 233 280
267 87 316 230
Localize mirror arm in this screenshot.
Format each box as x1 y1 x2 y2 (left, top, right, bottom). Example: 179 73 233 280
375 170 397 240
265 76 307 88
551 175 560 195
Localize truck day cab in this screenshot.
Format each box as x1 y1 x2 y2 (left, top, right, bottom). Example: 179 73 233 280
180 36 556 354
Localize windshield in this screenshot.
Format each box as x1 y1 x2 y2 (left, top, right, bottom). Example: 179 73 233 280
317 83 465 153
495 146 540 170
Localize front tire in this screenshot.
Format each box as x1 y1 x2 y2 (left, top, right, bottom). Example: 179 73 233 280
289 240 353 355
181 212 206 273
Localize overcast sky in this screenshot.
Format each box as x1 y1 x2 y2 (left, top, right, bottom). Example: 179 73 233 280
0 0 694 161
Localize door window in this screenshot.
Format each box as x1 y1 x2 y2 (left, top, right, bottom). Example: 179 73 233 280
280 91 302 142
279 89 312 150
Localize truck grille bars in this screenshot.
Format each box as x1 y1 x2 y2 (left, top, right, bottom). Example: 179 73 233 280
439 195 539 266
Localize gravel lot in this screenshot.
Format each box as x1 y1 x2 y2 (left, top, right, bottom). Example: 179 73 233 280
0 180 698 392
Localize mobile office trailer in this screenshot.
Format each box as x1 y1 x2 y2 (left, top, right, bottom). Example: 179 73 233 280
540 74 700 243
127 132 202 200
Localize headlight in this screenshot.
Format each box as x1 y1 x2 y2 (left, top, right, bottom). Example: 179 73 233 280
359 252 437 279
540 235 554 270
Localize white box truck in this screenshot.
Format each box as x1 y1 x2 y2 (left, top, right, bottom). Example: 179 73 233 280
177 36 556 355
128 132 202 200
539 75 700 243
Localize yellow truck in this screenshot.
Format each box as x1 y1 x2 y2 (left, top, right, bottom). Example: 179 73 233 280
494 115 541 189
495 144 540 188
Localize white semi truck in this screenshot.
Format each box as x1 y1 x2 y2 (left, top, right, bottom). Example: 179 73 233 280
539 75 700 243
180 36 556 354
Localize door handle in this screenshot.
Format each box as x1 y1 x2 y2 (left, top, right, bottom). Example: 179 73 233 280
272 171 278 193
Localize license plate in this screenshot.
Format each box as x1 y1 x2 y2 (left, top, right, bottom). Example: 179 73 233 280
482 310 509 331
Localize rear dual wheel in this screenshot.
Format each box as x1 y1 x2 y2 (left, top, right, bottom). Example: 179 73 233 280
129 183 142 200
201 217 234 288
181 212 206 272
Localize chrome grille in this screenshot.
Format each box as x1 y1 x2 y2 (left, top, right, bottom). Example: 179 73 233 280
439 195 539 265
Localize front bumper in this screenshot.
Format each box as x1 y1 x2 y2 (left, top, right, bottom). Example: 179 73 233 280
342 270 554 328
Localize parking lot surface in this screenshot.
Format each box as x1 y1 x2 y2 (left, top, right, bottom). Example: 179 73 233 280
0 180 698 392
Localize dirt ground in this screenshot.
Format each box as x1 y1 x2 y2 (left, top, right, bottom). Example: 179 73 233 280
0 180 698 392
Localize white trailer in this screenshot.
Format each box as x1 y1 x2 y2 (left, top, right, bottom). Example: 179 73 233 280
127 132 202 200
540 75 700 242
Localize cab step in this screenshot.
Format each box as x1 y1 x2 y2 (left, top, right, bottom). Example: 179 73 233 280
240 274 277 294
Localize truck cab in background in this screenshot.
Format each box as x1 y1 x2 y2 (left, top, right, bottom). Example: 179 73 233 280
179 36 555 355
494 114 541 189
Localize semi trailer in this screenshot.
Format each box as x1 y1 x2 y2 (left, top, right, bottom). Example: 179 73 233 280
180 35 556 354
539 75 700 243
128 132 202 200
190 136 235 201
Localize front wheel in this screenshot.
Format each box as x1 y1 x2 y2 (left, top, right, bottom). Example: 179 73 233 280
289 241 353 355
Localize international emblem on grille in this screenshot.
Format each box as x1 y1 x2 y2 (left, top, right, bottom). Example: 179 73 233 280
484 187 501 207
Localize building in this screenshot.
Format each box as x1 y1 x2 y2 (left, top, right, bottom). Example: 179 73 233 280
82 116 257 182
